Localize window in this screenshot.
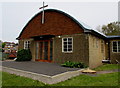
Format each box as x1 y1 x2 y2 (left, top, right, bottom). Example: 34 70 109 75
112 41 120 52
62 37 73 53
24 41 30 49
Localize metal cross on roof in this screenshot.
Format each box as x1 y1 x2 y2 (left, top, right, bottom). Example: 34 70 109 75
39 2 48 24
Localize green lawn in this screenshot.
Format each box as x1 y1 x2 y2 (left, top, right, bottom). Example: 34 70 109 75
52 72 119 86
94 64 119 71
1 71 119 86
1 64 119 86
1 72 45 86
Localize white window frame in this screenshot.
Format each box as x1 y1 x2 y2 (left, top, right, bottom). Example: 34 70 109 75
62 37 73 53
24 41 30 49
112 41 120 53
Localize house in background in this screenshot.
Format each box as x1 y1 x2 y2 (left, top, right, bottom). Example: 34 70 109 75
3 42 18 59
17 9 120 68
3 42 18 53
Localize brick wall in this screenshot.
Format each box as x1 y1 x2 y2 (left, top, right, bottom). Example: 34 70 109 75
88 34 105 68
53 34 89 66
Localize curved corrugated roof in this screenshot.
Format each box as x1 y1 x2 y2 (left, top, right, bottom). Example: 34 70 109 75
17 8 107 39
17 9 93 39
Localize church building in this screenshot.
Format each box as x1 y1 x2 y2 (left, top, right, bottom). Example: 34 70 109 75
17 9 120 68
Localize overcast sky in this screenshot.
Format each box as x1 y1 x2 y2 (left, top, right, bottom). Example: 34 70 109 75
0 0 119 43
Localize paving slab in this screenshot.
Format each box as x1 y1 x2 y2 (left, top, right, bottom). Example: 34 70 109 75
2 61 80 76
2 61 83 84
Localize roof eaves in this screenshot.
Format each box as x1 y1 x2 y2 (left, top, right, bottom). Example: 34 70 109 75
106 36 120 39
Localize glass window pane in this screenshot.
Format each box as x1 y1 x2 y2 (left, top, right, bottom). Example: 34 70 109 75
44 42 48 60
63 38 67 41
68 48 72 51
118 41 120 47
68 38 72 42
64 42 67 44
68 42 72 44
113 46 117 52
118 47 120 52
113 49 117 52
113 42 117 46
113 42 117 52
28 45 30 49
68 45 72 49
64 49 67 51
64 45 67 48
118 41 120 52
50 41 53 60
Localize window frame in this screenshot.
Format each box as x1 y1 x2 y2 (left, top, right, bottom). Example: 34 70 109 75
24 41 30 49
62 37 73 53
112 41 120 53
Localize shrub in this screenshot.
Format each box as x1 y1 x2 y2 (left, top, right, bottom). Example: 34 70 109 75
16 49 32 61
61 61 88 68
2 53 9 61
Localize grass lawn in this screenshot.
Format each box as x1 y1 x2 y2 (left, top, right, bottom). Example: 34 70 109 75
93 64 119 71
2 71 119 86
1 72 45 86
1 64 119 86
52 72 119 86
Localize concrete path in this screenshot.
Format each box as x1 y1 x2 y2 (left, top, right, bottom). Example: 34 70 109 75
2 61 79 76
82 69 120 77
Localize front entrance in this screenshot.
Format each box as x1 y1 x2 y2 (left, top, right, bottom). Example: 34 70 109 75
36 40 53 62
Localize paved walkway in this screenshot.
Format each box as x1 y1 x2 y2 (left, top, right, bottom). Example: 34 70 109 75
2 61 80 76
82 69 120 77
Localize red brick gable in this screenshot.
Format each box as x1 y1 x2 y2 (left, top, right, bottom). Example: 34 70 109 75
17 9 84 39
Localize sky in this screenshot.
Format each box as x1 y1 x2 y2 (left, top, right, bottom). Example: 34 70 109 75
0 0 119 43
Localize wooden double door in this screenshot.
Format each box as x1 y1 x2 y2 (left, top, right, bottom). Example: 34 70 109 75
36 40 53 62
